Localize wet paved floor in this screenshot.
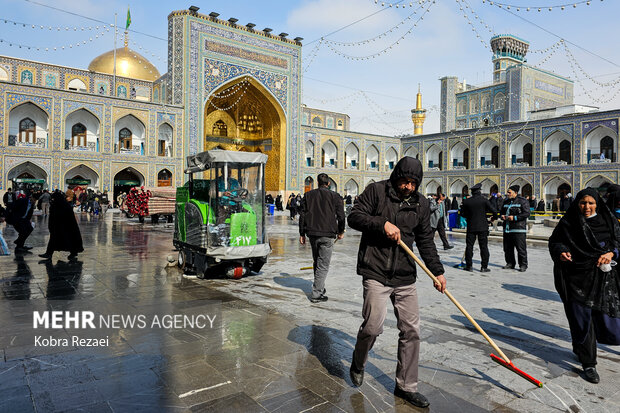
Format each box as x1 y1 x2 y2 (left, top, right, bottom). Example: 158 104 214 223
0 211 619 412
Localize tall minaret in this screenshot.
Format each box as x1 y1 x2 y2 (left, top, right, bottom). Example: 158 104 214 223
411 84 426 136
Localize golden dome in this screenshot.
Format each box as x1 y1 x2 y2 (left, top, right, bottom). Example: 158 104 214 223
88 47 161 82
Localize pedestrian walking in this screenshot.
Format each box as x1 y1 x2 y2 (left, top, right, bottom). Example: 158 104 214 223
500 185 530 272
275 194 283 211
429 193 453 250
460 183 496 272
39 189 51 217
3 188 15 208
299 173 345 303
0 204 9 256
549 188 620 384
39 191 84 261
347 156 446 409
8 192 34 253
286 194 296 220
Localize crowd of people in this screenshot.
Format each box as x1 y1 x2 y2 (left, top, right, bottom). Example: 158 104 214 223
1 188 84 260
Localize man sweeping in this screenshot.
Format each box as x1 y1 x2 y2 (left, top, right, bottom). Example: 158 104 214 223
299 173 345 303
347 156 446 408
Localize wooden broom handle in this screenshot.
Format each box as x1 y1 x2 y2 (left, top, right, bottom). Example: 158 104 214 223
398 240 511 364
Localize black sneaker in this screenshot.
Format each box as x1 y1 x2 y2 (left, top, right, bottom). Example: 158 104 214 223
394 387 430 408
310 295 328 303
463 266 473 272
502 264 515 269
350 355 364 387
443 245 454 250
38 253 53 259
480 267 490 273
584 367 600 384
518 266 527 272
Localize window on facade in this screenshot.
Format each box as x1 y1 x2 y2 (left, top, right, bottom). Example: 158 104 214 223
312 116 322 127
119 128 132 150
491 146 499 167
559 140 572 164
457 100 467 116
158 140 166 156
463 148 469 169
523 143 532 165
19 118 36 143
212 120 227 137
601 136 615 161
470 97 479 114
337 119 343 128
71 123 87 147
481 95 491 112
494 93 506 110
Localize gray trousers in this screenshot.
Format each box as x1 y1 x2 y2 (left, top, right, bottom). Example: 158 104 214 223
353 279 421 392
41 202 50 216
309 236 335 299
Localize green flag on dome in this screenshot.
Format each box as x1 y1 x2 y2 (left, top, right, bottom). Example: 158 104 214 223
126 7 131 30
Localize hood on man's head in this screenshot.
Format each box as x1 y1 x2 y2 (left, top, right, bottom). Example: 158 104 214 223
389 157 423 189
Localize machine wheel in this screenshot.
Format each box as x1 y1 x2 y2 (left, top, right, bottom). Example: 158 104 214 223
178 250 187 271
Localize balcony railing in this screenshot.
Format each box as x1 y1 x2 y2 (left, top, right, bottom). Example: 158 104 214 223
548 160 568 166
452 165 467 170
427 167 441 171
115 144 141 155
590 158 612 164
65 141 96 151
8 135 46 148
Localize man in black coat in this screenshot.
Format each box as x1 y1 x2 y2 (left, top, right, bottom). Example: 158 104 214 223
500 185 530 272
3 188 15 208
299 173 345 303
347 156 446 409
460 183 496 272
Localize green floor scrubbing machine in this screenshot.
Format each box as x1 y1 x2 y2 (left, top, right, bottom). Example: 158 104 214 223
173 150 271 279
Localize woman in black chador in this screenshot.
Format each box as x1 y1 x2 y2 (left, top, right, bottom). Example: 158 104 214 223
39 191 84 261
549 188 620 384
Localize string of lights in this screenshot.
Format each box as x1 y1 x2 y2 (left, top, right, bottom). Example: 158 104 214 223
564 55 620 104
372 0 430 8
325 0 436 60
303 38 324 73
127 39 166 63
209 77 251 99
1 17 111 32
528 39 563 54
455 0 494 49
304 90 362 105
481 0 601 12
563 41 620 88
0 30 109 51
530 40 561 67
208 86 250 111
326 2 427 47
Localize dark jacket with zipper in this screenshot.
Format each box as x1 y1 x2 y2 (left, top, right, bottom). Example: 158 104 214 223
299 187 345 238
500 196 530 233
348 157 444 287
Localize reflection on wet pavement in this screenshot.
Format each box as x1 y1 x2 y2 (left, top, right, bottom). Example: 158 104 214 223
0 212 618 412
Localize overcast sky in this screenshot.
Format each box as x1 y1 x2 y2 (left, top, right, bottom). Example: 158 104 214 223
1 0 618 135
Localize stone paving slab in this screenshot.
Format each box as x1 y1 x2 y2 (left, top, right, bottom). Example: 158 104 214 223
0 212 618 412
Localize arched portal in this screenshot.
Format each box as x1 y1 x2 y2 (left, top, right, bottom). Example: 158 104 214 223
449 180 467 199
585 175 613 192
344 179 359 196
544 177 572 206
204 76 286 192
8 161 48 192
345 142 359 169
113 167 144 203
479 178 498 196
157 169 173 187
304 176 314 193
64 164 100 191
425 180 441 196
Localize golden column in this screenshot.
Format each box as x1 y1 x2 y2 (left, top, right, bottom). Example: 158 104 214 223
411 84 427 135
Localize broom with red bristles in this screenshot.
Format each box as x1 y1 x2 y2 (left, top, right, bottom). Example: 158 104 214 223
398 240 543 388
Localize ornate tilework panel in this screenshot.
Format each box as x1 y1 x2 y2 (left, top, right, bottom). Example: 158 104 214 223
582 119 618 135
63 101 104 120
6 93 52 113
542 124 573 139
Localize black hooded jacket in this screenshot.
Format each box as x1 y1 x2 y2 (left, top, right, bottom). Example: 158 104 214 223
347 157 444 286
